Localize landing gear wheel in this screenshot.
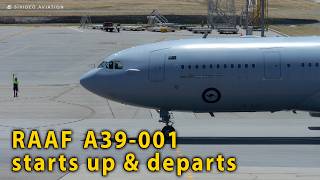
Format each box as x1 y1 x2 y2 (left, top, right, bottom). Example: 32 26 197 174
158 109 176 140
162 125 175 139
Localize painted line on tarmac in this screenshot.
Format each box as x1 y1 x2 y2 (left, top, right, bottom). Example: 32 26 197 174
269 27 290 37
106 99 116 119
68 27 84 33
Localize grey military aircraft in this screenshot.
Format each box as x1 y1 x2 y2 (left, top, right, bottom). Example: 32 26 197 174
80 36 320 134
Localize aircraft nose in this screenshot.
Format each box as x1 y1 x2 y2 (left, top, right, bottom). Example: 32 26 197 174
80 69 100 92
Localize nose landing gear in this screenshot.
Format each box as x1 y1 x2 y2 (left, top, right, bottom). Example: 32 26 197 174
158 109 176 137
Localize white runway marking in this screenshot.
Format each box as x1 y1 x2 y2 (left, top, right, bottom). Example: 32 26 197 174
68 27 84 33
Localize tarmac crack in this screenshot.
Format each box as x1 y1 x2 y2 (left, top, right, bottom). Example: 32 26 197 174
29 85 97 129
49 85 79 101
132 108 139 119
149 109 154 119
0 27 36 42
0 85 97 129
0 96 51 103
30 99 96 129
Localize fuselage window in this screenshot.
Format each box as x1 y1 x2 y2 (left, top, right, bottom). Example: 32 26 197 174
168 56 177 60
301 63 305 67
308 63 312 67
316 63 319 67
287 64 291 68
179 63 264 71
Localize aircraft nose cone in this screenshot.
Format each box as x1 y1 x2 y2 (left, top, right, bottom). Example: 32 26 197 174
80 69 99 92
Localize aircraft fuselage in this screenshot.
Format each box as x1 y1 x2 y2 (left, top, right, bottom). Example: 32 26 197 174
80 36 320 113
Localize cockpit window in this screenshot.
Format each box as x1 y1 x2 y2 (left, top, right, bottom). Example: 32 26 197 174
114 61 123 69
107 61 114 69
98 60 123 69
98 61 106 68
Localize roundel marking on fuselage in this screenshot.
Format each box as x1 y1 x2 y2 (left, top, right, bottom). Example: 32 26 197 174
202 88 221 103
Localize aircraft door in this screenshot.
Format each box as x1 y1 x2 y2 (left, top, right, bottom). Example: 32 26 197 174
149 49 166 82
263 51 281 79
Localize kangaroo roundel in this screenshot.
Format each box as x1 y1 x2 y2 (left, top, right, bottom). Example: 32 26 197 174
202 88 221 103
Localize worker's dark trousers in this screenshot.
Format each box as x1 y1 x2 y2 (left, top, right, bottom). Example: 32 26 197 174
13 86 18 97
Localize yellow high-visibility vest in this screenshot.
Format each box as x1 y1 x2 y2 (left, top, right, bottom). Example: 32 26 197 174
13 79 18 85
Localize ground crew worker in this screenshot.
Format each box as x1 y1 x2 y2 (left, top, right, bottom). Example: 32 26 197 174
13 74 19 98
